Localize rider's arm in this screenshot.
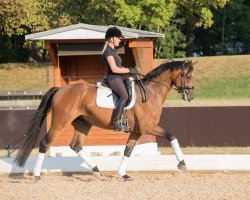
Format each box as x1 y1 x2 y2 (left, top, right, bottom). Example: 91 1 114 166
107 55 130 74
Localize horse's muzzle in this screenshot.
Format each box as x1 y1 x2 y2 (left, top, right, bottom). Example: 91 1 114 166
182 88 194 102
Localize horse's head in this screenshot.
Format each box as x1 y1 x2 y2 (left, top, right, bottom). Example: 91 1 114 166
172 60 196 101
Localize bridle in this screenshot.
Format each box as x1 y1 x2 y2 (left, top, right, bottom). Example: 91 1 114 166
134 62 194 103
172 65 194 93
136 63 194 93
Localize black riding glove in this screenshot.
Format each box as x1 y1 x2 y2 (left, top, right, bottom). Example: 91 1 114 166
129 67 138 75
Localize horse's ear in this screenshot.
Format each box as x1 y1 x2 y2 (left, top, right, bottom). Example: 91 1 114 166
185 60 192 67
191 61 198 66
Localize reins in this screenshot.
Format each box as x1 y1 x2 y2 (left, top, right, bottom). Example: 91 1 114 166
137 72 172 91
134 74 149 103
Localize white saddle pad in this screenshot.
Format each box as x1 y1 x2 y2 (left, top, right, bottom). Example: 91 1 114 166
96 77 136 109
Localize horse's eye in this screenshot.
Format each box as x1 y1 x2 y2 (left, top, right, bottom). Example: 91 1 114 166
186 76 191 80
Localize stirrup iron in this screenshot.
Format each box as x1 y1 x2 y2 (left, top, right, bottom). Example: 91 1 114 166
122 110 130 132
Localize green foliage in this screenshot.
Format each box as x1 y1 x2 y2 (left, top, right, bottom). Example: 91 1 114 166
154 23 186 58
175 0 228 28
194 0 250 55
174 0 229 56
0 0 51 62
0 0 50 36
0 0 249 62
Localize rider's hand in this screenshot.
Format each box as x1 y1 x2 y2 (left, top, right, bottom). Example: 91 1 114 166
129 67 138 75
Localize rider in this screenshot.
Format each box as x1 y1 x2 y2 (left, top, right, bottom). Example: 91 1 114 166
102 27 137 131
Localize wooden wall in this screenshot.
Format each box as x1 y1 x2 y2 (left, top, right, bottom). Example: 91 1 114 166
129 40 153 74
59 55 105 85
1 107 250 148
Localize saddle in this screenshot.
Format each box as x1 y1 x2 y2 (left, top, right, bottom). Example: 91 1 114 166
96 77 136 109
96 77 136 132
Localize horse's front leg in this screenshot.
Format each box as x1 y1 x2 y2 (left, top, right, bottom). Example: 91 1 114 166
119 132 141 180
146 125 186 171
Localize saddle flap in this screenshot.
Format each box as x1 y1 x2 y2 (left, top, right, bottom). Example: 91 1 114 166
96 82 110 90
96 77 136 109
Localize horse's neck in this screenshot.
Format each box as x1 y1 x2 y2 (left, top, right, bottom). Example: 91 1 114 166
145 71 173 105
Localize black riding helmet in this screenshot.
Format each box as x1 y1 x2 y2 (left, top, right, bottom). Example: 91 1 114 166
105 27 124 39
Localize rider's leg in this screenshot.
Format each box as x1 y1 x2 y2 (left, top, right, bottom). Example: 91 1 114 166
107 76 128 131
112 98 127 131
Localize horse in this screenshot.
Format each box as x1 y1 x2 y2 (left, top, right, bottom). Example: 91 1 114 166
14 60 195 181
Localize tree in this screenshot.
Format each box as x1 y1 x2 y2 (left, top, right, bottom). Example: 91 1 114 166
194 0 250 55
174 0 228 56
0 0 51 62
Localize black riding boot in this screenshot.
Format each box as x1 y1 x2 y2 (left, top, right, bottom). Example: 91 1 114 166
112 98 126 131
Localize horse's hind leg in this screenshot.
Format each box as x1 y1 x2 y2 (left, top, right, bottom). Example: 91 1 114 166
70 117 101 178
33 125 63 181
33 136 47 181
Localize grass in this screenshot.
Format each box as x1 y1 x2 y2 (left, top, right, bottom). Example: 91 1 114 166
196 77 250 99
0 62 52 91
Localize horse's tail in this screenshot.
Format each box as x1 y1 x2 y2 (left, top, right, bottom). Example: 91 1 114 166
14 87 59 167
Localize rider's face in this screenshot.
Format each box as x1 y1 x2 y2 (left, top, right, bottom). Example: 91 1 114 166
112 37 121 47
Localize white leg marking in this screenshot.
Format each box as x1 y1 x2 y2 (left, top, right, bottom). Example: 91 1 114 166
171 139 184 162
33 152 45 177
118 156 129 177
78 149 96 169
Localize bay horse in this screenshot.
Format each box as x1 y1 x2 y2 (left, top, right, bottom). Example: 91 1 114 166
14 60 195 181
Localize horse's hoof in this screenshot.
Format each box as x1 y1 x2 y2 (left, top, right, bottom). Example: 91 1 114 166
122 174 133 181
177 161 187 172
93 171 102 179
34 176 42 183
92 166 102 179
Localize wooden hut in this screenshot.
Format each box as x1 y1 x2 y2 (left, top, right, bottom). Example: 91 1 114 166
26 23 165 147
